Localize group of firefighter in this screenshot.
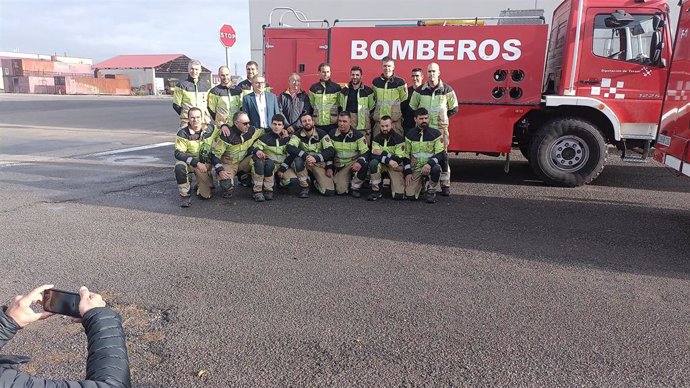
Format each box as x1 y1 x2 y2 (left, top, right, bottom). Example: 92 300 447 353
173 56 458 207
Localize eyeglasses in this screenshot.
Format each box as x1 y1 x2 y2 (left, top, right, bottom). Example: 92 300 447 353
240 121 250 125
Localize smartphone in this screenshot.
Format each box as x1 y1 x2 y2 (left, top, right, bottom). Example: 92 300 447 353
42 289 81 318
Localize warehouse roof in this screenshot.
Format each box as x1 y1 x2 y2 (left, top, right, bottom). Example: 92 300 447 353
93 54 211 73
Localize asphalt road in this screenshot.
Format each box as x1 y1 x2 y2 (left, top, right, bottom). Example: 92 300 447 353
0 94 689 387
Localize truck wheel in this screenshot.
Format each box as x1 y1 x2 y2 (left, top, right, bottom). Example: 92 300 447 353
529 118 607 187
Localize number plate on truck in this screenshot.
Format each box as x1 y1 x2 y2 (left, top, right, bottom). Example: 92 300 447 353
657 134 672 147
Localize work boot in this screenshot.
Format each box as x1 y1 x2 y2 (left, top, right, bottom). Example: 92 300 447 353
440 187 451 196
298 187 310 199
367 191 382 201
179 195 192 208
351 189 361 198
263 191 274 201
424 190 437 204
253 192 265 202
239 173 251 187
222 187 234 199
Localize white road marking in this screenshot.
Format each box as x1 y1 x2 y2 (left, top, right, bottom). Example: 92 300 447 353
88 142 174 157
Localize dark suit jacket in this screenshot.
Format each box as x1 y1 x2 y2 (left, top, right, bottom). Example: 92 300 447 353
242 91 281 128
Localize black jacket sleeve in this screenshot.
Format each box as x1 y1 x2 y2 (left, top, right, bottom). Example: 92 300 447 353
174 149 198 167
0 307 131 388
173 103 182 115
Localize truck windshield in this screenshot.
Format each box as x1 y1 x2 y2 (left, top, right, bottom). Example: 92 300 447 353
593 14 661 65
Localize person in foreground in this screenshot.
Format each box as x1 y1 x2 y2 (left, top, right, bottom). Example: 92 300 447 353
0 285 131 388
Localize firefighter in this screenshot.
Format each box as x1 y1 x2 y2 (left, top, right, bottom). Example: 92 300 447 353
309 62 342 133
403 108 445 204
174 107 218 207
368 115 406 201
338 66 375 145
237 61 271 98
330 111 368 197
207 66 242 127
173 59 211 128
401 68 424 130
288 113 336 197
250 114 303 202
371 56 408 137
210 111 264 199
278 73 312 134
409 62 458 196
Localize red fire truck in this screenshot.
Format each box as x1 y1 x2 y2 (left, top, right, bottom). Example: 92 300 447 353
654 0 690 179
263 0 671 186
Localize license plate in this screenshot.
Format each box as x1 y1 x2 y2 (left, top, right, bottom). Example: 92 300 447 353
657 134 672 147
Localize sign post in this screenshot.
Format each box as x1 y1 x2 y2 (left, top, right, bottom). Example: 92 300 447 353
219 24 237 70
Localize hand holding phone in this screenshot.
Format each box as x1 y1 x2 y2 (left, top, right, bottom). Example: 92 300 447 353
4 284 55 328
42 289 81 318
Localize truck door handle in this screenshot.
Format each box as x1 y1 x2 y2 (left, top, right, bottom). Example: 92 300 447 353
579 79 601 85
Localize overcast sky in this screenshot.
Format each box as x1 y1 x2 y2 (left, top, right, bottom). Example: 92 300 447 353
0 0 679 77
0 0 252 74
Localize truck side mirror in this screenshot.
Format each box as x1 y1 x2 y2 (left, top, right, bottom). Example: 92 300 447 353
652 15 665 31
605 10 634 28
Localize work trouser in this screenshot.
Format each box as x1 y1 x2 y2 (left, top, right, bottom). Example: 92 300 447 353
405 164 442 199
283 157 310 189
302 162 335 196
251 157 276 193
333 161 367 195
369 159 405 199
175 161 213 199
218 155 251 195
372 119 404 139
439 125 451 188
251 157 305 193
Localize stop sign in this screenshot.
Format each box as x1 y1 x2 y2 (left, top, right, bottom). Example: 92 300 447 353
219 24 236 47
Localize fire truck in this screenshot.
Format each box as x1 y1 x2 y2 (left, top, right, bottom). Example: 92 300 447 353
262 0 671 186
654 0 690 179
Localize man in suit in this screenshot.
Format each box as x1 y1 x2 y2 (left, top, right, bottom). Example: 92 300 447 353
242 75 281 129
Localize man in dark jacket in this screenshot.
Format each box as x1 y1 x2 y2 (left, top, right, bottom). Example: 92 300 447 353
278 73 312 134
1 285 131 388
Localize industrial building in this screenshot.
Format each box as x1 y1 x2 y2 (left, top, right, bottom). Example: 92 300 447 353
93 54 212 95
0 52 130 95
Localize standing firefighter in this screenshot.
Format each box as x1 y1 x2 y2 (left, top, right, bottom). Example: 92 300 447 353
403 108 445 204
371 56 408 137
309 63 342 132
401 68 424 131
368 116 406 201
339 66 375 145
410 62 458 196
174 107 218 207
207 66 242 127
237 61 271 98
173 59 211 128
331 112 368 197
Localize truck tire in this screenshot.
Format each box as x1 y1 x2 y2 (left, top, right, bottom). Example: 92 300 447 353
529 118 607 187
